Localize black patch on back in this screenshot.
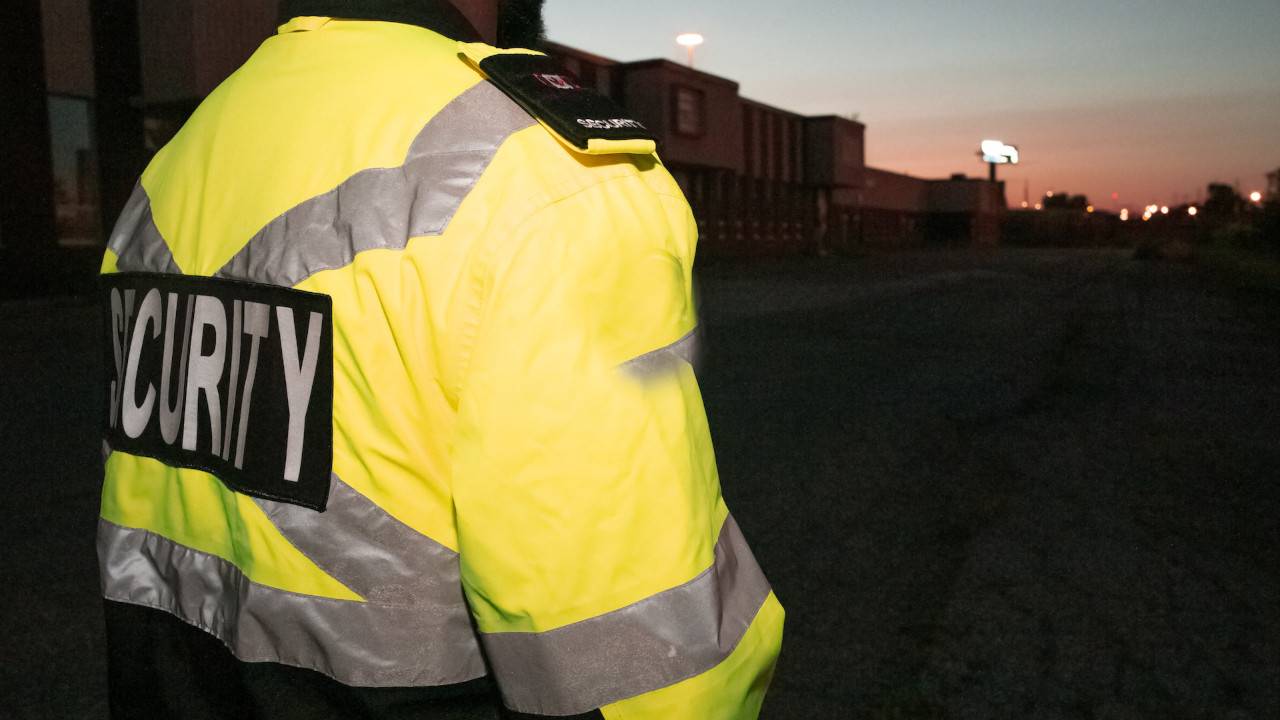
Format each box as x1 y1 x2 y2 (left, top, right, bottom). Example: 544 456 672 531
102 273 333 511
477 53 655 152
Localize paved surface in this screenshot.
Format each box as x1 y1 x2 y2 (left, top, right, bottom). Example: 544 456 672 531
2 248 1277 718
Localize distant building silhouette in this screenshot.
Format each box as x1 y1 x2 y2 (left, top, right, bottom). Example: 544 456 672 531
4 0 1003 296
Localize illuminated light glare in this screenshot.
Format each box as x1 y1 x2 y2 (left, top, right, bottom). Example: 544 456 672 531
1086 205 1095 213
980 140 1019 165
676 33 705 47
1120 209 1130 221
1046 191 1055 198
1187 206 1198 217
1160 206 1169 215
1021 201 1029 208
1034 203 1043 210
1250 191 1263 203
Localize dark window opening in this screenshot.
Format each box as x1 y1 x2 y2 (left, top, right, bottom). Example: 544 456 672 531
672 85 706 137
47 94 102 249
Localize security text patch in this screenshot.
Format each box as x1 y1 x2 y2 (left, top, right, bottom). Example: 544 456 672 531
101 273 333 511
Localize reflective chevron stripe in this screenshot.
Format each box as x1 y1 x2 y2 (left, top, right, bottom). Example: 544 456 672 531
479 514 772 716
98 506 485 686
105 81 535 287
108 183 181 275
253 474 469 608
621 328 699 378
215 81 536 287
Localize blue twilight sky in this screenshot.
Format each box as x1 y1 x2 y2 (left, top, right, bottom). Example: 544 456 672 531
545 0 1280 210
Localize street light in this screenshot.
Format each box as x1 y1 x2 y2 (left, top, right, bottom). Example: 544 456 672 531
979 139 1019 182
1187 206 1198 217
1250 191 1263 203
676 33 704 68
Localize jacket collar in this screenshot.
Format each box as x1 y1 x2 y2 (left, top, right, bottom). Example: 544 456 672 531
279 0 482 41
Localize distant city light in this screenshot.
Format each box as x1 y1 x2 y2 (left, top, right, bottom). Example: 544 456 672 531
1160 206 1169 215
1187 206 1198 217
1021 201 1029 208
1120 208 1130 221
1250 191 1263 203
1034 203 1043 210
1086 205 1095 213
1046 191 1054 198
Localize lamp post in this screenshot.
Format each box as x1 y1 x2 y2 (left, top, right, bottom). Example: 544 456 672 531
676 33 704 68
979 139 1019 183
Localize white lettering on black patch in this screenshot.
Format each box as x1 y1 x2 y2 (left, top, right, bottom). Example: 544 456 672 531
478 53 655 152
102 273 333 511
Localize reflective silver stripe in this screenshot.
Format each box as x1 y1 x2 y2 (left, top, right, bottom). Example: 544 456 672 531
254 474 472 608
108 183 181 275
216 81 537 287
99 519 486 687
621 328 699 379
480 514 772 715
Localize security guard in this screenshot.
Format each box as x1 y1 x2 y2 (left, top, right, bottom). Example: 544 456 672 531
98 1 783 717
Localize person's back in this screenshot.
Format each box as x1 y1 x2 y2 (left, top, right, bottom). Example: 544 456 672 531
99 3 783 718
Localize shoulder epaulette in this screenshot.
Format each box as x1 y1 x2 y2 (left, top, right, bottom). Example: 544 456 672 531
459 43 657 156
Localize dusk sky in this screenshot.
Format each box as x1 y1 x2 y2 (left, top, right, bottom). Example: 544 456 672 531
546 0 1280 211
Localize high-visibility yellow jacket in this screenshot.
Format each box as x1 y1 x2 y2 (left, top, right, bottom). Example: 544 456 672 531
98 9 782 719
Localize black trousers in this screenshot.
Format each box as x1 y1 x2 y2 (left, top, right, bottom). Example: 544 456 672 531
103 600 503 720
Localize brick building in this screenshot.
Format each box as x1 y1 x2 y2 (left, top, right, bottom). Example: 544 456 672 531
3 1 1004 294
549 42 1004 257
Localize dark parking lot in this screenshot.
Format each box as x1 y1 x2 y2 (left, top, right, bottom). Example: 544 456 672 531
2 248 1277 719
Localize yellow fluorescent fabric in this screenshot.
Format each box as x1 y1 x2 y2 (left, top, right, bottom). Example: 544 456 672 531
142 19 482 276
585 137 658 156
452 174 715 633
100 249 118 274
101 452 360 600
601 593 785 720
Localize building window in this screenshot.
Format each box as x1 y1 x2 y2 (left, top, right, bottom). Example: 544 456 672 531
672 86 705 137
47 95 102 248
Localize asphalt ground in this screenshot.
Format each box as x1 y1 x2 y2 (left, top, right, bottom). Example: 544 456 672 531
1 248 1276 719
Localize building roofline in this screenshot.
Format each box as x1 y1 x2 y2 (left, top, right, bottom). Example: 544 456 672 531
613 58 740 89
739 96 807 119
542 41 620 67
805 113 867 129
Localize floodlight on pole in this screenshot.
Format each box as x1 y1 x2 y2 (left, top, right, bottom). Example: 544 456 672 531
676 33 704 68
979 139 1019 182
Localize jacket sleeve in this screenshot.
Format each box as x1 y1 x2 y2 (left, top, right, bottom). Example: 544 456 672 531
450 171 783 719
